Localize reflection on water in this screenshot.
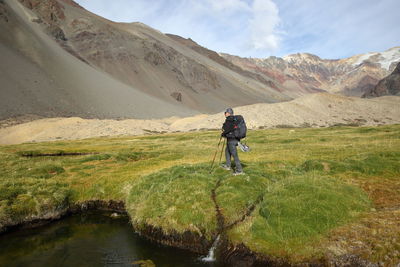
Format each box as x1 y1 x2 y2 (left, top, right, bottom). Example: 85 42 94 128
0 211 216 267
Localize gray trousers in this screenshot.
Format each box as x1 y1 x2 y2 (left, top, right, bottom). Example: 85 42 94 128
225 138 242 172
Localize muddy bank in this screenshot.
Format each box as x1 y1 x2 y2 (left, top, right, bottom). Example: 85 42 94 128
0 200 125 234
134 224 211 254
219 243 379 267
0 199 211 255
0 198 212 259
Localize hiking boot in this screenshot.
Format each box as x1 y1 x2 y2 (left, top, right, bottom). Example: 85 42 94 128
220 164 231 170
233 171 244 176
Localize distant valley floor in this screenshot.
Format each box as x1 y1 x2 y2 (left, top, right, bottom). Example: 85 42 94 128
0 93 399 145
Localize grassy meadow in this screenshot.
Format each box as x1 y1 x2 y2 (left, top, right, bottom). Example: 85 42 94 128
0 124 399 264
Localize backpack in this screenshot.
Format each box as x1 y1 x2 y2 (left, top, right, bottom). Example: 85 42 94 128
233 115 247 139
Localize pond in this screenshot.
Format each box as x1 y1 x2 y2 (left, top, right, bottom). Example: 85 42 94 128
0 211 216 267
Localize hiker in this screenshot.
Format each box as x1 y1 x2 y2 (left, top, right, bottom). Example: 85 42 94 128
221 108 244 175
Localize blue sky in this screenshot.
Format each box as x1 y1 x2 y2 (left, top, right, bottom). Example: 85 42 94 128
74 0 400 59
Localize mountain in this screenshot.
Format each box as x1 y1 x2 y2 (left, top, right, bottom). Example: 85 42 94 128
165 34 323 98
363 62 400 97
0 0 399 121
0 0 291 120
0 0 196 120
221 47 400 97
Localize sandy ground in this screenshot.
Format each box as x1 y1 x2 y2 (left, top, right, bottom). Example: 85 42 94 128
171 93 400 131
1 93 399 145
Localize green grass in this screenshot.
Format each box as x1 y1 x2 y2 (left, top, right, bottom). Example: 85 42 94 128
299 152 400 177
0 124 399 263
79 154 111 163
230 174 370 257
127 164 217 237
0 179 70 227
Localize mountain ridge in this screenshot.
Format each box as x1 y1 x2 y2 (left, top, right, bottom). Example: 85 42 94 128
221 46 400 97
0 0 399 121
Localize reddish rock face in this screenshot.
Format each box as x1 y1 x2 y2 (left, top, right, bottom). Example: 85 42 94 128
19 0 65 24
221 50 400 97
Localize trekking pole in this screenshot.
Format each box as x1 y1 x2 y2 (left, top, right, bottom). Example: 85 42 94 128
210 135 223 172
218 138 226 166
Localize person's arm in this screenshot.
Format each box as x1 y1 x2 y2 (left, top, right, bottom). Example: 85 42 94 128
222 119 235 137
221 122 227 136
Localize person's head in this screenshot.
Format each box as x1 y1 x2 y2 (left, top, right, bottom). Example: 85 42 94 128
224 108 233 117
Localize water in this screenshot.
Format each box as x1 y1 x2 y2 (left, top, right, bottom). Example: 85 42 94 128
201 235 220 262
0 211 217 267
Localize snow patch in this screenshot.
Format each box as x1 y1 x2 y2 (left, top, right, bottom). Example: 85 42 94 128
352 52 377 66
352 47 400 70
379 47 400 70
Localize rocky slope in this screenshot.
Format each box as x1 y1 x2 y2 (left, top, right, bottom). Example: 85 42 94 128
165 34 323 98
0 0 196 120
363 62 400 97
222 47 400 97
0 0 291 121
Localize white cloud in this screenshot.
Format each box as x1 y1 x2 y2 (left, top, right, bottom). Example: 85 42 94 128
275 0 400 59
205 0 250 12
249 0 281 51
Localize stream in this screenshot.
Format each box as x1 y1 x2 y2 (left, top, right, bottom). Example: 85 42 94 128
0 211 218 267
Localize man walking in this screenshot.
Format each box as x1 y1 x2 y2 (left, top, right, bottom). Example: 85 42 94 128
221 108 244 175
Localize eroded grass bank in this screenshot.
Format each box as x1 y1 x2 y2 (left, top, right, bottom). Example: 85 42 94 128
0 125 399 265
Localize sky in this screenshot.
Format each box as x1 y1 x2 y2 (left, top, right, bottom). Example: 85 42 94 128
74 0 400 59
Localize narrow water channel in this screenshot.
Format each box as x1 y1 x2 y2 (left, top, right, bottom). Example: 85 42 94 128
0 211 217 267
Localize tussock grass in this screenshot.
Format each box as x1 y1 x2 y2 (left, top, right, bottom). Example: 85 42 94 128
234 174 370 256
0 179 70 227
115 151 156 162
127 164 217 237
299 152 400 177
127 160 371 259
79 154 111 163
30 164 65 179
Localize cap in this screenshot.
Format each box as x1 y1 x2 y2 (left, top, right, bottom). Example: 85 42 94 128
225 108 234 115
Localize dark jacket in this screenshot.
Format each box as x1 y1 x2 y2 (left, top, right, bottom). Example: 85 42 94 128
222 115 237 139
